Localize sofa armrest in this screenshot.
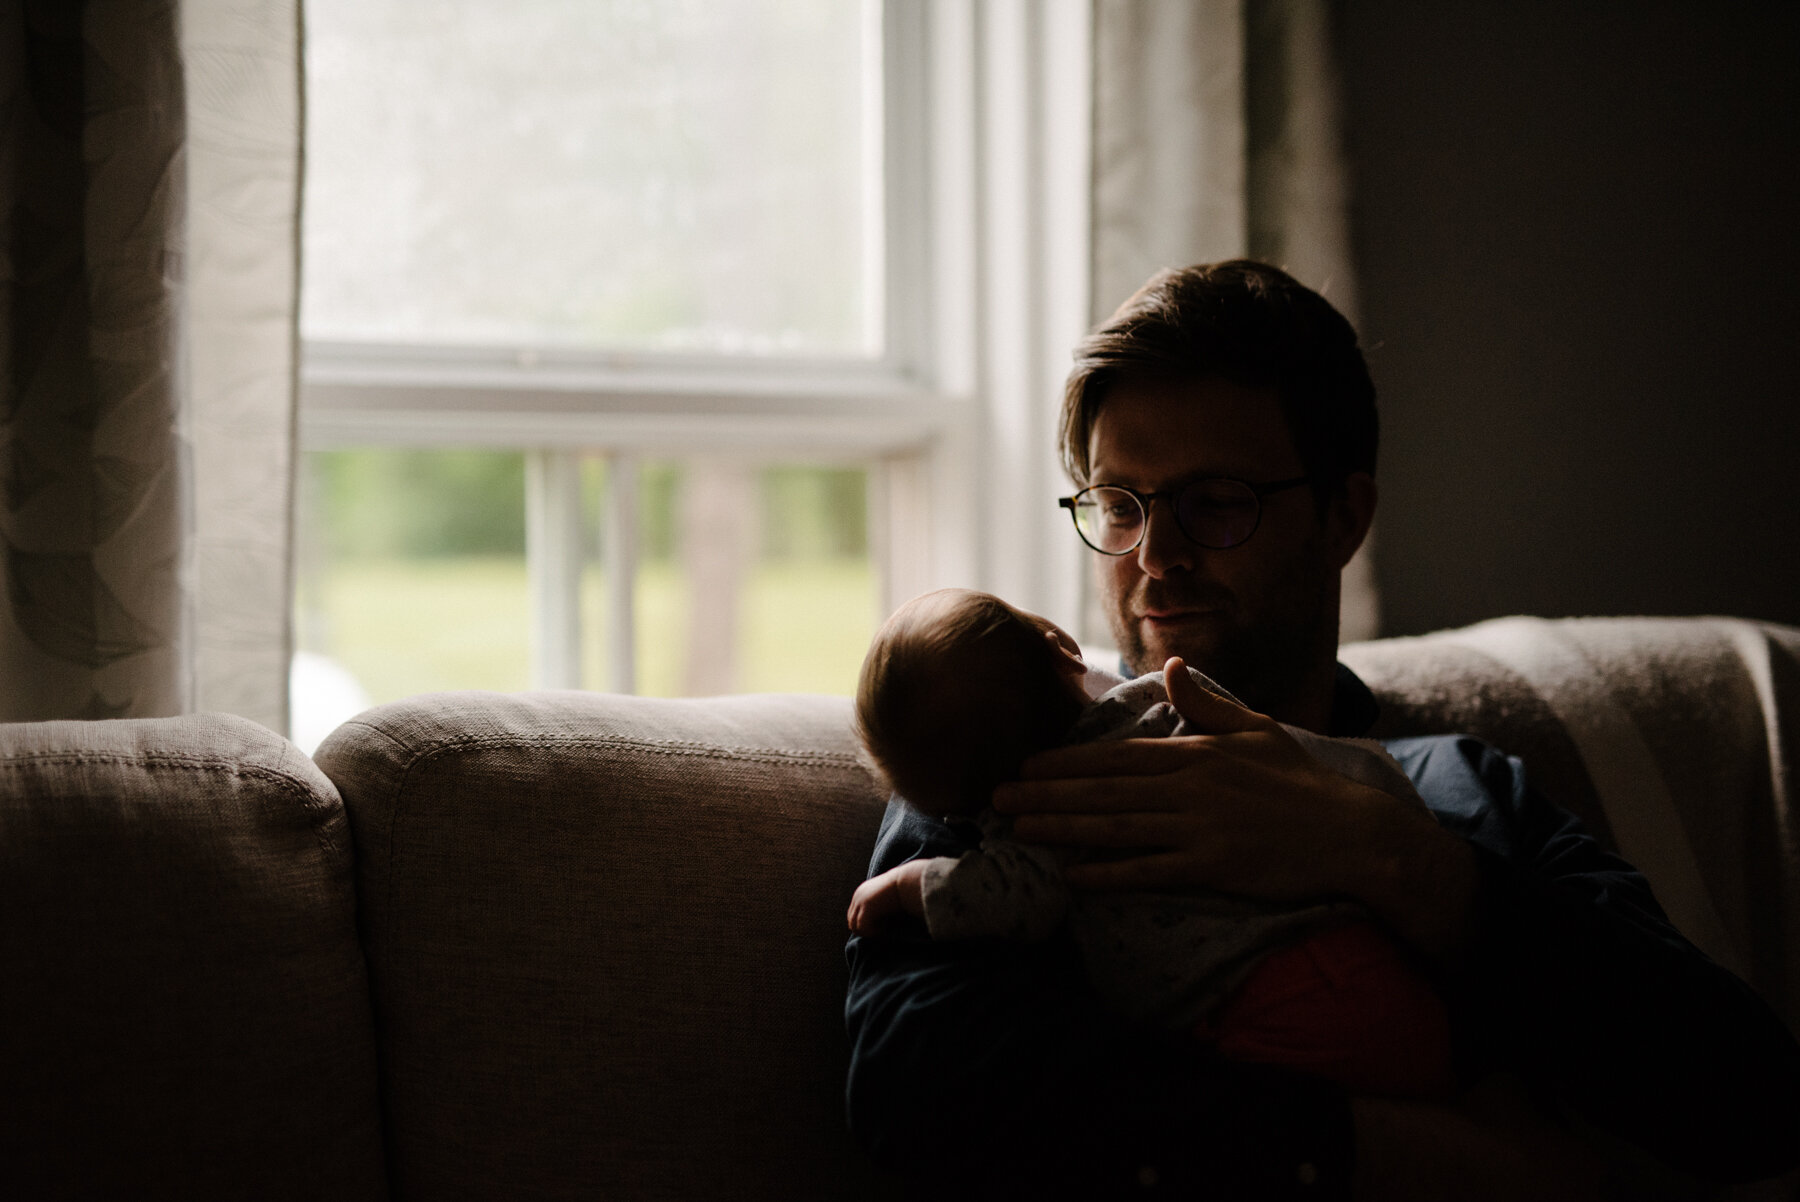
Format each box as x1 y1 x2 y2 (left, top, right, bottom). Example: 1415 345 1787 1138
0 713 386 1200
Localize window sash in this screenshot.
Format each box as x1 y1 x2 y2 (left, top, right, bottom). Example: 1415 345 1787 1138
300 0 932 442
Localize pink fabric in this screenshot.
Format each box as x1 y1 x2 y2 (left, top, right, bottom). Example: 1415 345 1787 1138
1197 921 1454 1099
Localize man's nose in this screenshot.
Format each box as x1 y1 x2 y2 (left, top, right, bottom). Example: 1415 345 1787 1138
1135 497 1196 578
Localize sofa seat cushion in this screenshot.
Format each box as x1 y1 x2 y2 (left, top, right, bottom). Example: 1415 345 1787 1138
0 713 386 1200
315 690 892 1202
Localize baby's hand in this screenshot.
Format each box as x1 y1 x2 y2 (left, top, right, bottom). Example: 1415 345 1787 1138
847 859 929 935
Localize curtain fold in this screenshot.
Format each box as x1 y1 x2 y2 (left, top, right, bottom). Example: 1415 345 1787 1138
1089 0 1245 319
1089 0 1379 641
1244 0 1378 643
0 0 300 730
182 0 302 731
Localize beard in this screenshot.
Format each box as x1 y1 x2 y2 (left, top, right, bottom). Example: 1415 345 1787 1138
1101 549 1340 720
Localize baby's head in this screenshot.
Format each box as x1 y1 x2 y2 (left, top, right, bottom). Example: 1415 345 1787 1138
854 589 1091 817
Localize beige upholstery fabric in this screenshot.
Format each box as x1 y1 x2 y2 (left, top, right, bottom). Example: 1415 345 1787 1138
315 690 893 1202
1346 617 1800 1037
0 713 386 1200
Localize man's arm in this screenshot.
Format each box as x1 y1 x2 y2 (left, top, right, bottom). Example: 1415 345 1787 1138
1397 734 1800 1183
845 798 1357 1200
844 805 1694 1200
988 670 1800 1183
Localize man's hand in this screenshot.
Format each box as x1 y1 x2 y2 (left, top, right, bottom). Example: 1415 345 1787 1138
991 657 1480 960
848 859 928 935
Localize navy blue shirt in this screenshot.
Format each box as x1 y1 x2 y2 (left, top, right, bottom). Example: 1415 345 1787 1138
843 667 1800 1198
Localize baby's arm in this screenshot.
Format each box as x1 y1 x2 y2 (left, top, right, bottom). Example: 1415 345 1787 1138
847 839 1073 941
848 858 933 934
918 838 1072 942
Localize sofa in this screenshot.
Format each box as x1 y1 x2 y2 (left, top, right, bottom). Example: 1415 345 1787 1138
3 616 1797 1199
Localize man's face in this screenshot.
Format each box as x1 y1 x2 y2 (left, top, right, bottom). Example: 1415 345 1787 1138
1086 375 1356 719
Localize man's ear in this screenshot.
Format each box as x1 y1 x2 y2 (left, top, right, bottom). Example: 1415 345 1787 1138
1326 471 1377 569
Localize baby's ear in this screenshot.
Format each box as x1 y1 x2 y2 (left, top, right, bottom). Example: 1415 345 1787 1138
1045 629 1087 678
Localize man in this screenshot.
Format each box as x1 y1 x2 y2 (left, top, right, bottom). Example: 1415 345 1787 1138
844 261 1800 1199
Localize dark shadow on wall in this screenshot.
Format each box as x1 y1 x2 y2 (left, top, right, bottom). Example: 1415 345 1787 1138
1339 0 1800 634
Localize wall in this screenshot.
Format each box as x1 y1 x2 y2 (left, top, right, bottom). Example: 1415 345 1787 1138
1339 1 1800 635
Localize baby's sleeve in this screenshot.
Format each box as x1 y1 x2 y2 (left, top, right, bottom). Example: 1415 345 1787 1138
920 839 1072 943
1287 729 1427 809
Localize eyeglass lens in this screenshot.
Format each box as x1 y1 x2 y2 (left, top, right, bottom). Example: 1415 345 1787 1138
1071 481 1261 552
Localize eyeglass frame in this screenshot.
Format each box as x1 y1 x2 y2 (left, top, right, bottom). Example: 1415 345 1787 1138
1057 475 1316 555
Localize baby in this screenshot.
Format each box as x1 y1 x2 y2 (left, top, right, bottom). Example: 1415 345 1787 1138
848 587 1453 1098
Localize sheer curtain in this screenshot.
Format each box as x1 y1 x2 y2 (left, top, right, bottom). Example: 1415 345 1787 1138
0 0 300 729
1090 0 1379 641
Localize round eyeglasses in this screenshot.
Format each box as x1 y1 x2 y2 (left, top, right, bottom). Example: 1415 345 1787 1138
1058 476 1314 555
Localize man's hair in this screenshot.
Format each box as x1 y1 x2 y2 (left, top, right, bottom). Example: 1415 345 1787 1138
1058 260 1377 496
854 590 1086 817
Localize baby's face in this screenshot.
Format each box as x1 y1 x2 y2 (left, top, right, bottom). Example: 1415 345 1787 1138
1001 603 1092 708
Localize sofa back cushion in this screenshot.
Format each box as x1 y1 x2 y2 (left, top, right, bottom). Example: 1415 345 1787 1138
315 691 892 1202
0 714 387 1200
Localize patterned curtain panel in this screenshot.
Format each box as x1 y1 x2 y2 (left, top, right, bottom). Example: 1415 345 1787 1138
0 2 189 720
0 0 300 729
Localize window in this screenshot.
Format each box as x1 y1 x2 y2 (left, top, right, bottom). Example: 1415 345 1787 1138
294 0 943 737
294 1 1092 745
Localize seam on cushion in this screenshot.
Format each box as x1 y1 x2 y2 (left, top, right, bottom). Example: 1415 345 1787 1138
367 728 867 955
384 729 862 769
321 720 420 943
0 754 345 862
332 718 412 758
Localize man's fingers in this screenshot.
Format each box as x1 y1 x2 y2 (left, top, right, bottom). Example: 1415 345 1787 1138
1063 852 1195 891
994 768 1199 814
1015 734 1215 784
1162 656 1263 732
1009 810 1198 848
